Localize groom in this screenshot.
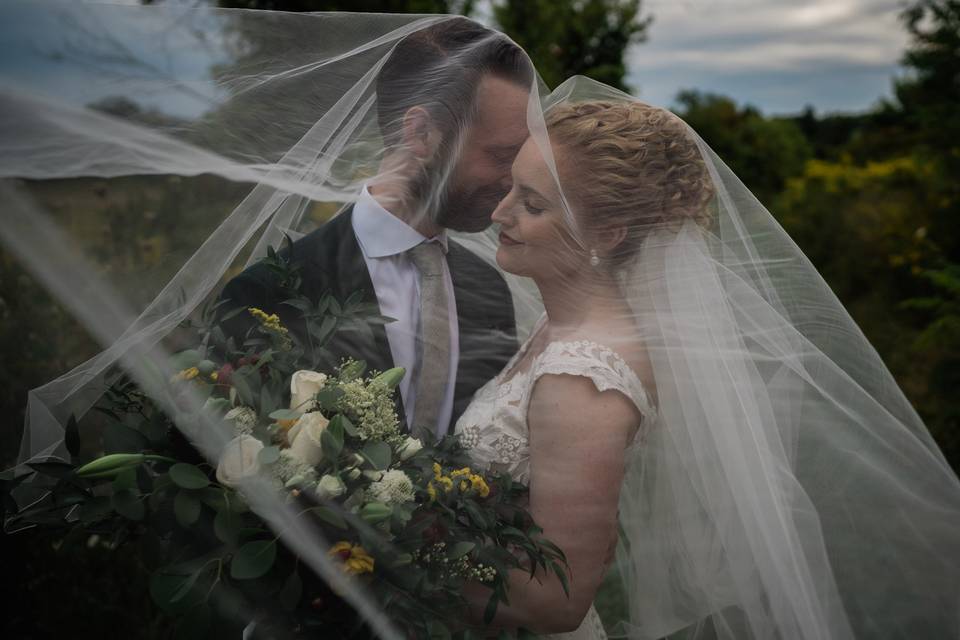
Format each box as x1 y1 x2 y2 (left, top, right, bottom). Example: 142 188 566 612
219 19 531 441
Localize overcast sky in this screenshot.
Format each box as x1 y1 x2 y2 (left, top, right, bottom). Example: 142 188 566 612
479 0 912 116
75 0 917 118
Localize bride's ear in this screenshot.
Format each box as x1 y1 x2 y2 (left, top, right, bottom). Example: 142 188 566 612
597 224 628 257
401 106 442 160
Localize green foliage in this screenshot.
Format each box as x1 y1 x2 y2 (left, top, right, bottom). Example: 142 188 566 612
493 0 652 91
3 259 566 638
674 90 813 203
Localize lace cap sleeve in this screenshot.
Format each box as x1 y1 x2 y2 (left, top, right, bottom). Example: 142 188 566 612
532 340 656 428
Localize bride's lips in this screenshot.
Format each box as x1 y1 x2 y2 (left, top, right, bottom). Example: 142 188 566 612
499 231 521 246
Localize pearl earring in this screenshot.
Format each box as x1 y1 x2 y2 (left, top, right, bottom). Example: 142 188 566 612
589 248 600 267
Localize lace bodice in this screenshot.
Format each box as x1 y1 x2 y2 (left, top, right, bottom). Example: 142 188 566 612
454 318 656 485
453 318 656 640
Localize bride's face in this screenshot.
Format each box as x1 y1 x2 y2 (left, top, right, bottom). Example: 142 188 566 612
490 138 585 281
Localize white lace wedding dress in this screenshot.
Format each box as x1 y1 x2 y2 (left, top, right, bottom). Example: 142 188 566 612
454 316 657 640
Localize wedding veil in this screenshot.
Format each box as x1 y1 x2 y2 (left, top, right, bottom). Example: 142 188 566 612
2 2 959 638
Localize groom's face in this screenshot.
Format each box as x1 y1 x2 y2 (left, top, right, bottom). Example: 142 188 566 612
435 75 529 232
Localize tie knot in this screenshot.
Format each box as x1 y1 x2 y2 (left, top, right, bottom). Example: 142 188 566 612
409 241 446 278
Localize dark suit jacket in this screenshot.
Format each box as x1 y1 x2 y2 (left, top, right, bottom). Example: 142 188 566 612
217 207 518 435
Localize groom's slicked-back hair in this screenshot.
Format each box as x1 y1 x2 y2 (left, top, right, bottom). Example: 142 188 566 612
376 17 532 147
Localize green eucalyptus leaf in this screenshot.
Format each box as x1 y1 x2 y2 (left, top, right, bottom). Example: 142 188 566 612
259 384 277 417
314 386 344 410
320 426 343 460
150 571 204 614
170 463 209 490
258 446 281 465
312 505 348 530
550 560 570 596
447 541 475 560
230 540 277 580
334 414 358 437
361 441 391 471
174 490 202 527
112 489 144 521
104 422 149 455
278 570 303 612
359 502 392 524
214 508 242 545
483 590 499 625
170 349 203 372
170 566 204 604
113 466 137 492
231 373 254 406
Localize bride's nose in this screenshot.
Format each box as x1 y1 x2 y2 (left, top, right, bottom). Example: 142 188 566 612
490 191 514 226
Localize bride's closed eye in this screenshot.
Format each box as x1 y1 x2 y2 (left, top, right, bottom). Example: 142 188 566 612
523 198 545 215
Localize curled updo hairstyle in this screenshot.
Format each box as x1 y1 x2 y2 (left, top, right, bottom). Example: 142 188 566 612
546 101 715 268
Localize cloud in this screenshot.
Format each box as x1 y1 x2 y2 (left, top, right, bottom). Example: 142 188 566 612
626 0 910 114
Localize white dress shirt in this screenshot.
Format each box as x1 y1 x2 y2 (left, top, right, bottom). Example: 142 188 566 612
351 186 459 438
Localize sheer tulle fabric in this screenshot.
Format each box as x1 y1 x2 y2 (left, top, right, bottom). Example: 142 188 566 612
1 3 958 638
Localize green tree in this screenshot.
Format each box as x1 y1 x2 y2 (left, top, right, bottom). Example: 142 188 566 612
493 0 651 91
673 90 812 204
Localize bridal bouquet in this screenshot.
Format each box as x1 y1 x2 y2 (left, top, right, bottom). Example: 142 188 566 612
3 244 567 640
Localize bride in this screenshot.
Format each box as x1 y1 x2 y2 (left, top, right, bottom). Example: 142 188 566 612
451 87 960 638
454 99 670 637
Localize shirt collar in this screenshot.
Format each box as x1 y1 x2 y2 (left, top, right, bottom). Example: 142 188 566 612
352 185 448 258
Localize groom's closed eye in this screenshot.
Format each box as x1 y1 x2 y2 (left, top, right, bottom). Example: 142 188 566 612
486 144 523 164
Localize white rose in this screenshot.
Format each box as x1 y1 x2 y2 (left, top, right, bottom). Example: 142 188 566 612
216 435 264 488
289 370 328 415
286 411 329 466
397 436 423 461
315 474 346 501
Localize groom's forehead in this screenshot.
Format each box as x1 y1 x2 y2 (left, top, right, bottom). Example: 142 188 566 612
470 75 530 139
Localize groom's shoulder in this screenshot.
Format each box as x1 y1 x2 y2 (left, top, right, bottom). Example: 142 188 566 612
220 207 357 298
447 239 503 282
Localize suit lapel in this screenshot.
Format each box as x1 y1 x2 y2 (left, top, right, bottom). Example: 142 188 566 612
304 207 401 417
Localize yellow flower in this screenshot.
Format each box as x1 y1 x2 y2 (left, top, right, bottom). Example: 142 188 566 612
450 467 472 478
210 371 219 382
438 476 454 493
427 481 438 502
329 541 374 575
171 366 200 382
432 462 442 480
247 307 292 350
469 474 490 498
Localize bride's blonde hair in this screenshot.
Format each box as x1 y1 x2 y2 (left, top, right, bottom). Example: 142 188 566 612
546 100 715 266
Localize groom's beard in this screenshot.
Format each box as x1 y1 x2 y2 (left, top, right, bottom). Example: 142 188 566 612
435 182 508 232
408 155 507 233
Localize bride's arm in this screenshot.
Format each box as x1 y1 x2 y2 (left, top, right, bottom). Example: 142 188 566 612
464 373 641 634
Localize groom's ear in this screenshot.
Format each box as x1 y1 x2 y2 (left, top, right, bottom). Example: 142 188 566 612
401 106 442 160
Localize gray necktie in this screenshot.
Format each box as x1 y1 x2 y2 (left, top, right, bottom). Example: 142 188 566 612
408 241 451 441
